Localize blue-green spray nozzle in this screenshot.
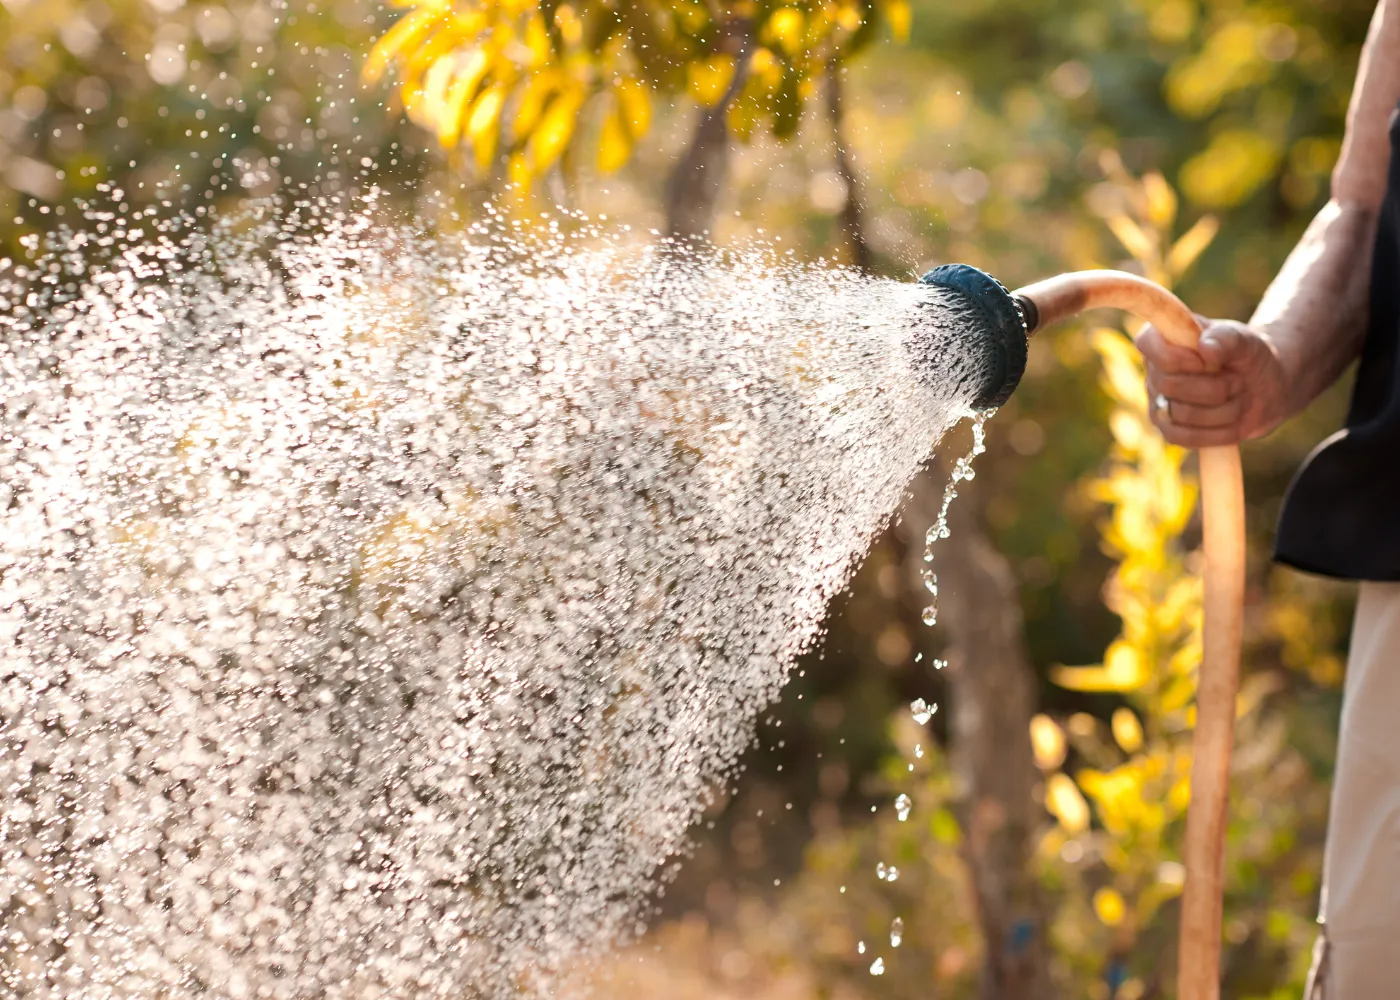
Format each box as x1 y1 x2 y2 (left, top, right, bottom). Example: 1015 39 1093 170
918 263 1031 411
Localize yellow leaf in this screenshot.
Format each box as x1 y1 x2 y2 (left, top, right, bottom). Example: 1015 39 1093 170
467 84 507 170
363 8 440 85
1167 636 1203 682
1030 714 1067 771
1106 213 1157 263
836 2 863 32
512 73 557 142
1180 129 1281 208
884 0 911 42
1054 640 1149 693
507 150 532 192
1149 0 1195 42
615 77 652 139
435 72 476 146
1108 410 1145 452
456 48 494 101
1165 20 1266 119
1094 887 1127 926
688 54 737 106
553 3 583 46
417 53 458 124
1045 773 1090 833
524 12 552 65
597 108 632 174
766 7 805 56
1142 171 1177 228
1166 215 1219 277
1111 707 1144 753
1078 767 1140 835
404 26 471 83
527 88 584 171
749 46 784 89
1169 772 1191 811
430 50 491 146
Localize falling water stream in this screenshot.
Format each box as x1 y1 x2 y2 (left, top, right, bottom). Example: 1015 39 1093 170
0 192 995 998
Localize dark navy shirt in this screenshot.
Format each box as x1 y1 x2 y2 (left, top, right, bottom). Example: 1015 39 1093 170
1275 103 1400 580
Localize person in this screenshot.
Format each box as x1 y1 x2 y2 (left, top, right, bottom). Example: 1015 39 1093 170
1135 0 1400 994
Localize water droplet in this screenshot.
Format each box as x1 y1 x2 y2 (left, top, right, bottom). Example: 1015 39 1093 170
921 568 938 595
869 957 885 976
921 604 938 626
890 918 904 948
857 940 866 955
895 793 912 822
910 698 935 725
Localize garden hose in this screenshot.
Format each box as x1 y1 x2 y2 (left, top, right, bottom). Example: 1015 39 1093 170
922 264 1247 1000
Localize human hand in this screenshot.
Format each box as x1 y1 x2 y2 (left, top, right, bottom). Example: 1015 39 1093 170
1134 319 1291 448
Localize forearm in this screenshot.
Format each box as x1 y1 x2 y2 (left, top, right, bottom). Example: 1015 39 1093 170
1249 201 1378 418
1248 0 1400 418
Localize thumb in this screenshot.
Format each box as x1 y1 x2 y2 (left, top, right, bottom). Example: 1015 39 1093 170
1195 324 1245 373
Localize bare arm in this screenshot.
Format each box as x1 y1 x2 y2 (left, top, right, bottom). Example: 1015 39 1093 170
1252 0 1400 405
1140 0 1400 447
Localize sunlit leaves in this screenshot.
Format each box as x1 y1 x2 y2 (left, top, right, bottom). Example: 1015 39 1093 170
1141 171 1178 230
596 107 631 174
1055 637 1151 693
1165 19 1273 119
1046 772 1091 834
467 83 508 168
364 0 660 190
1180 129 1282 208
1093 886 1127 926
592 74 651 173
1029 713 1068 771
615 77 652 138
763 8 806 58
1165 215 1220 277
884 0 911 43
1111 708 1144 753
1094 153 1219 284
527 87 583 172
687 53 737 106
364 0 910 192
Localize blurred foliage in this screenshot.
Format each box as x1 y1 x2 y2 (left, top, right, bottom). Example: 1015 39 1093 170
361 0 910 192
0 0 428 260
1 0 1373 994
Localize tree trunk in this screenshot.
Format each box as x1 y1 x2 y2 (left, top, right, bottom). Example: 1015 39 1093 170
824 61 871 273
901 463 1055 1000
664 25 752 242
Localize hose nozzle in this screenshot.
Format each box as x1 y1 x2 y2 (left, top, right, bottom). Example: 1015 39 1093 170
917 263 1029 411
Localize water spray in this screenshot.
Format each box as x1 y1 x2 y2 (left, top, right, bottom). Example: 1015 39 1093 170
922 263 1245 1000
0 199 1245 996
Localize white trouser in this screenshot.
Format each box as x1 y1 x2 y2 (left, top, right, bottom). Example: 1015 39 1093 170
1307 581 1400 998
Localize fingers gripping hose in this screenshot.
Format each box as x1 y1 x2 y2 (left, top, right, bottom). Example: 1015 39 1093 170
920 265 1246 1000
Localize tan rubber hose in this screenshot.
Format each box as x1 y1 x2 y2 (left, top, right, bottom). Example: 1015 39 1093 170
1014 270 1247 1000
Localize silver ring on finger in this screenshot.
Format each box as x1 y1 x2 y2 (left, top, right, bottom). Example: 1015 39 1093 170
1154 392 1171 422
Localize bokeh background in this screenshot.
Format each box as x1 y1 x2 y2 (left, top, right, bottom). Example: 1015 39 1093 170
0 0 1374 996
